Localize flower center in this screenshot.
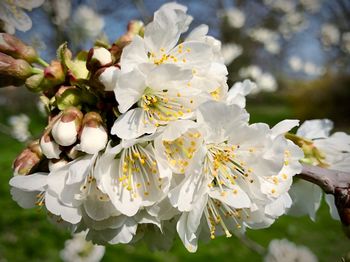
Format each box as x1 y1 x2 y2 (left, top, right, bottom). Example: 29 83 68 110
205 143 254 192
117 144 162 199
139 88 194 127
163 131 201 173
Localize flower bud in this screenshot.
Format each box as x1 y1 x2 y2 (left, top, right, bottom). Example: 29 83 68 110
98 65 120 91
115 21 144 48
25 72 45 92
40 133 62 159
44 60 65 84
0 52 33 79
13 140 43 176
127 20 144 35
25 61 65 93
52 107 83 146
0 33 39 63
55 86 82 110
86 47 112 71
79 112 108 154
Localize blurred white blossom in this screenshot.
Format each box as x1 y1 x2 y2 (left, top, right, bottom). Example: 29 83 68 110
239 65 278 92
279 12 308 39
0 0 45 34
249 28 281 54
288 56 303 72
320 23 340 48
288 56 324 76
264 0 295 13
220 7 245 28
303 61 324 76
265 239 318 262
69 5 104 44
60 232 105 262
300 0 321 13
8 114 31 142
44 0 71 27
221 43 242 65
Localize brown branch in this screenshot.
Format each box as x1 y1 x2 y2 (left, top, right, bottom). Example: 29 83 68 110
297 164 350 194
297 164 350 231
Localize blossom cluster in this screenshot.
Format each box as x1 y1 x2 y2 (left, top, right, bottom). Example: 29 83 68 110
8 3 306 252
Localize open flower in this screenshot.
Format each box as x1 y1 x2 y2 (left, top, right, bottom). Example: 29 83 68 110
265 239 318 262
157 101 302 251
60 232 105 262
111 64 208 139
288 119 349 220
117 2 226 96
96 136 172 217
0 0 45 34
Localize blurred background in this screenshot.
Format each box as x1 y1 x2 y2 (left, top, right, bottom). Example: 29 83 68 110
0 0 349 261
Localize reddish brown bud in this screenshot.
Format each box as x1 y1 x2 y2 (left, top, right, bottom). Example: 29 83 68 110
0 33 39 63
44 60 65 83
0 52 33 79
13 140 43 176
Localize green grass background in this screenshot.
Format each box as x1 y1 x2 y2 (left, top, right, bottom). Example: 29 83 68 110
0 99 349 262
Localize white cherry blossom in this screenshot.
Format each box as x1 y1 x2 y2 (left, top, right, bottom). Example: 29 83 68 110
96 138 172 217
156 101 302 251
111 64 208 139
289 119 349 220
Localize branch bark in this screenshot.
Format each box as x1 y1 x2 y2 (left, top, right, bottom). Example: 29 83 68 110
297 164 350 232
297 164 350 194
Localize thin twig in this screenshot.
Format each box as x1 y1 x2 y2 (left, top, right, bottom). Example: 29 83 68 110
236 234 266 255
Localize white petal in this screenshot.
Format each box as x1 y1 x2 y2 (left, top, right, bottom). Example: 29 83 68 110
92 47 112 66
271 119 299 138
147 64 192 90
197 101 249 143
159 120 198 141
10 188 37 208
115 69 146 113
111 108 157 140
176 194 207 253
52 120 78 146
288 180 322 221
99 66 120 91
226 80 257 108
79 126 108 154
98 156 142 216
83 196 119 222
10 173 47 191
186 24 209 41
66 155 94 185
40 137 61 159
167 41 213 69
265 193 292 217
120 35 148 73
297 119 333 139
15 0 45 9
324 194 340 220
169 147 208 211
45 191 82 224
3 7 32 32
209 186 251 209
